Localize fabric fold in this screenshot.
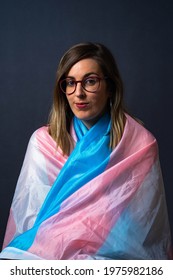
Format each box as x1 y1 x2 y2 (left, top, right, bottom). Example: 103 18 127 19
1 114 172 259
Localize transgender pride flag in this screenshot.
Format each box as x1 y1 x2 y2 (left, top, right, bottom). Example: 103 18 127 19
0 114 172 260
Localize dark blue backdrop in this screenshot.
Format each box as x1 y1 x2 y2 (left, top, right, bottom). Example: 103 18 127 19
0 0 172 249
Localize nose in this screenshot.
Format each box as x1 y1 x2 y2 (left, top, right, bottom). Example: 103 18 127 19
75 82 86 97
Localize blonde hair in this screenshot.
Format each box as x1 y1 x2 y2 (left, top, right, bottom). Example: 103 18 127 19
49 42 126 155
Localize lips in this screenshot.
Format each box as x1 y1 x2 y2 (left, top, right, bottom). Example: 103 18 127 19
75 103 89 109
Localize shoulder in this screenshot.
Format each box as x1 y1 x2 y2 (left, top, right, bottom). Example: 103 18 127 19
122 114 158 156
29 126 48 141
34 126 50 139
29 126 56 149
125 114 156 144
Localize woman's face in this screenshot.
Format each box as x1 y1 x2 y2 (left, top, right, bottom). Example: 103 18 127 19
65 58 110 128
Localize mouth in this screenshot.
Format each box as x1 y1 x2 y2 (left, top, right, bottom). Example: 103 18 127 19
75 102 89 109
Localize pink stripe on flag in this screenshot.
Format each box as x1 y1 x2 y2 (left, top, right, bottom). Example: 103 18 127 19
35 127 68 185
28 139 157 259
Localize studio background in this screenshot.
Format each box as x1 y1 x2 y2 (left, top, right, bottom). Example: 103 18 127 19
0 0 172 249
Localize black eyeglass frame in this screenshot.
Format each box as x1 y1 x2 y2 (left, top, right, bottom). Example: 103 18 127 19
59 76 107 95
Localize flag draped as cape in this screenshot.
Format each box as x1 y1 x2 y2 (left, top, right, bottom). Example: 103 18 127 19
0 114 172 259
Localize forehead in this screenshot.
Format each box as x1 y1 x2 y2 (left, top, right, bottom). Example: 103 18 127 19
67 58 102 77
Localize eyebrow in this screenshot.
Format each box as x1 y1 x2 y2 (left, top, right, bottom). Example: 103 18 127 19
66 72 100 79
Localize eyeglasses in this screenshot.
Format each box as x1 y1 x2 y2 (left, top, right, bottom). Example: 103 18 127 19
59 76 107 95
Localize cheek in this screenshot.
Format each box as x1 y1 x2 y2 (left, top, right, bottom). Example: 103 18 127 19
66 97 73 107
93 95 109 109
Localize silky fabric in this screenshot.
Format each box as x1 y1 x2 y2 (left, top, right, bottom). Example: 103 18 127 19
0 114 172 260
7 113 111 251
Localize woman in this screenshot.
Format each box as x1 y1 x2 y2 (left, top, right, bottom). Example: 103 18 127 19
0 42 172 259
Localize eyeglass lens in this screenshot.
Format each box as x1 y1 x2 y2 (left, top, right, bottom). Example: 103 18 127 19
60 76 101 94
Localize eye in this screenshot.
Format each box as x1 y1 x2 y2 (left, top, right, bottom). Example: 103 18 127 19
84 77 98 86
66 79 76 87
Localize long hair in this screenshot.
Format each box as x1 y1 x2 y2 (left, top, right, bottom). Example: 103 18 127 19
49 42 126 155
